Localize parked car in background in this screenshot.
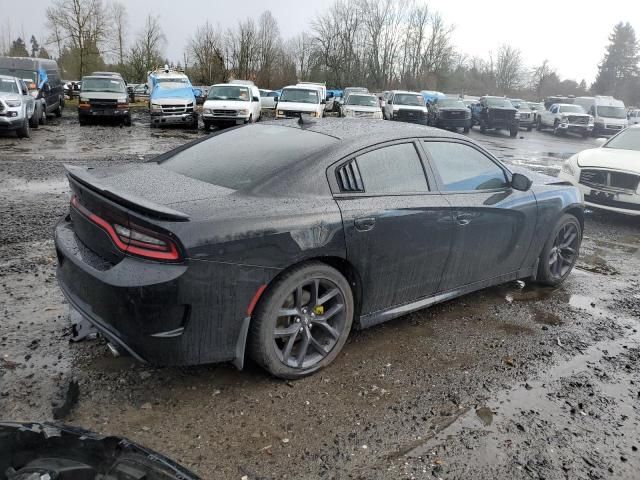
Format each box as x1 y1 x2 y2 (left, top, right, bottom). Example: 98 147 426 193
275 85 325 119
78 74 131 126
559 125 640 215
0 56 64 122
537 103 593 137
573 96 628 136
384 90 428 124
296 82 327 116
202 82 262 130
427 96 472 133
260 89 280 110
0 74 36 137
64 80 81 98
148 67 198 129
55 118 583 379
509 99 534 131
340 93 383 119
528 102 546 124
341 87 369 107
473 96 520 137
629 109 640 125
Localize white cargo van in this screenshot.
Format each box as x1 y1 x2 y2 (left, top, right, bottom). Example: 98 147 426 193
275 85 325 119
573 96 628 136
201 81 261 130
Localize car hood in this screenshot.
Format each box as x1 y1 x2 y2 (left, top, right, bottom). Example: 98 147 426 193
204 99 252 109
0 422 200 479
0 93 21 102
80 91 125 100
277 101 320 112
576 147 640 173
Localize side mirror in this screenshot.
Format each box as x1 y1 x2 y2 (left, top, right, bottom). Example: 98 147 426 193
511 173 532 191
595 137 607 146
252 96 259 102
273 96 279 102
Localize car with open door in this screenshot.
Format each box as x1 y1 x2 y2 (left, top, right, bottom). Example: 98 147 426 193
55 119 584 379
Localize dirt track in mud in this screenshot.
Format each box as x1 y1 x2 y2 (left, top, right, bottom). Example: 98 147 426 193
1 109 640 480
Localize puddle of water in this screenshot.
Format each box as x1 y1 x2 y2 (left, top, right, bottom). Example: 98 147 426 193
576 253 619 276
0 178 69 194
475 406 493 426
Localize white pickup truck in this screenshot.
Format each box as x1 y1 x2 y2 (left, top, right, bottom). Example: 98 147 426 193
537 103 594 137
0 74 36 137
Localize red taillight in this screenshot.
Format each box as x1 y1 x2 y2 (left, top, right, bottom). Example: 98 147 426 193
71 195 181 262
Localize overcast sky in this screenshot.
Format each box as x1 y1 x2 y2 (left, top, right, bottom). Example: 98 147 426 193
3 0 638 83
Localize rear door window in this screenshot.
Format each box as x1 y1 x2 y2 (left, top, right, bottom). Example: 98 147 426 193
423 141 508 192
355 143 428 194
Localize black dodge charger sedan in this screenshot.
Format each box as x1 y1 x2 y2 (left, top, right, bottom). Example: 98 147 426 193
55 119 584 378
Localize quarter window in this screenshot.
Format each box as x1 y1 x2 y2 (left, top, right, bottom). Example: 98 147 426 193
424 141 509 192
356 143 428 194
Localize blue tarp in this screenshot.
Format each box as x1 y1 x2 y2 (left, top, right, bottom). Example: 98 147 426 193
150 85 196 102
37 67 48 89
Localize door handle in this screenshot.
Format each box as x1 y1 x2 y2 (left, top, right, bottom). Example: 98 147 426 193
354 217 376 232
456 213 473 226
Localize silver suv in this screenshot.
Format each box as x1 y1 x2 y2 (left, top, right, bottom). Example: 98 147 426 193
0 75 36 138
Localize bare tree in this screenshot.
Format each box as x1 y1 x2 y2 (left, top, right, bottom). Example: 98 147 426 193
495 44 523 92
256 11 281 87
45 0 108 76
287 33 315 80
188 21 227 84
107 1 128 67
125 14 165 82
226 19 258 80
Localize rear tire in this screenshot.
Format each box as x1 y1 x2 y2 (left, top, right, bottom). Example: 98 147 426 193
527 125 532 132
248 262 354 379
480 119 487 133
535 214 581 287
203 121 211 131
463 126 470 133
54 101 62 117
39 105 48 125
123 115 132 127
536 118 543 131
29 106 39 128
510 126 518 137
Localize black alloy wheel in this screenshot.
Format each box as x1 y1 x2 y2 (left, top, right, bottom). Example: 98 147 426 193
536 214 581 286
249 262 354 379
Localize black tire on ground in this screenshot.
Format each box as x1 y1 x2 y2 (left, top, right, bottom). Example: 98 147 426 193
463 126 470 133
527 125 533 132
29 106 39 128
510 127 518 137
16 118 30 138
480 119 487 133
54 101 62 117
536 119 543 131
39 105 47 125
248 261 354 379
203 121 211 131
582 131 590 139
123 115 132 127
535 214 582 287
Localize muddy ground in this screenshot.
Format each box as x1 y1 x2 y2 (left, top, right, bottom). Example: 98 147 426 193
1 108 640 480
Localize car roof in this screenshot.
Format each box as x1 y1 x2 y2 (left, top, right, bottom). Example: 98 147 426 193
392 90 421 95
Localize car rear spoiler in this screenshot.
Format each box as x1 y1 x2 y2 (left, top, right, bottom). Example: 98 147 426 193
64 164 190 222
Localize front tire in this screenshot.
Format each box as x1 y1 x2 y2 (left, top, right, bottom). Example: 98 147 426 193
16 118 30 138
54 101 62 117
536 118 543 131
29 106 39 128
510 126 518 137
536 214 581 287
463 126 470 133
248 262 354 379
480 119 487 133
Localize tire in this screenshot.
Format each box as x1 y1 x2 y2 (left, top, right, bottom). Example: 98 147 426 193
54 100 62 117
16 118 30 138
203 121 211 132
527 125 532 132
480 119 487 133
510 127 518 137
536 118 543 131
535 214 582 287
123 115 132 127
582 131 590 139
463 126 470 133
29 106 39 128
553 120 561 136
39 105 47 125
248 262 354 379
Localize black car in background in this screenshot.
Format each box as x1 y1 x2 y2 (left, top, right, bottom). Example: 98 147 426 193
427 96 472 133
55 119 583 379
473 96 520 137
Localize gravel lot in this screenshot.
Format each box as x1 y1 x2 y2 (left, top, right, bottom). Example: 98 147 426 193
1 108 639 479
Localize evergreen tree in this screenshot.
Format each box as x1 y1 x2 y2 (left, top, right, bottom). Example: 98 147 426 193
30 35 40 58
8 37 29 57
593 22 639 97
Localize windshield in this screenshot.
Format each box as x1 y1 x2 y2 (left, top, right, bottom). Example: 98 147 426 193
0 78 19 93
596 106 627 119
208 85 250 101
605 128 640 151
160 125 336 190
279 88 319 104
486 98 512 108
438 98 466 108
394 94 424 106
0 68 37 84
346 95 378 106
156 78 189 89
510 100 530 109
81 77 125 93
559 105 586 114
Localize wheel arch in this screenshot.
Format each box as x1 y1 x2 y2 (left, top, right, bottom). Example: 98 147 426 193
563 205 584 233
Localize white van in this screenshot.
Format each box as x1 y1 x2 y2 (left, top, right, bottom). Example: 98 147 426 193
573 96 628 136
629 109 640 125
201 81 261 130
275 85 325 119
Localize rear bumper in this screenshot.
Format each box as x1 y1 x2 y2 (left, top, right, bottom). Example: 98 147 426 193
54 216 275 366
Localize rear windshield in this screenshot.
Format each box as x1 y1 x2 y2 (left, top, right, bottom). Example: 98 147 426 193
159 125 336 190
